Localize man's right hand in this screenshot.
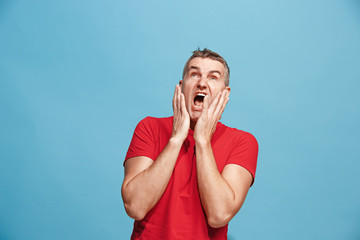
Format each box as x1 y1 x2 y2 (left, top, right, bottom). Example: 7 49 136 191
122 85 189 221
171 84 190 144
122 85 189 220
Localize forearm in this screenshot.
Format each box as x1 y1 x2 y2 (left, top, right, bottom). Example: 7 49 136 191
195 141 236 227
122 138 183 220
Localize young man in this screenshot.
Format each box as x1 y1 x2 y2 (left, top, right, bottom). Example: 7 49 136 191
122 49 258 239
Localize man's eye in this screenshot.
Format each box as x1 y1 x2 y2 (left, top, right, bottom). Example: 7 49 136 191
191 73 198 77
210 76 217 80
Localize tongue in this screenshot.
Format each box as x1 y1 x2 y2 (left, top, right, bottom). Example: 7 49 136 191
194 99 203 107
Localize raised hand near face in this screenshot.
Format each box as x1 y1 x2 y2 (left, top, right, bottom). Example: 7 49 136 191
194 89 230 144
171 84 190 144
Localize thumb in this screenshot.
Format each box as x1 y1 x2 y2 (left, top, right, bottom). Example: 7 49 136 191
203 95 209 111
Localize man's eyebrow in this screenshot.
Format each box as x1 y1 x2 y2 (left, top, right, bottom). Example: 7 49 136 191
189 66 200 71
209 70 221 76
189 67 221 75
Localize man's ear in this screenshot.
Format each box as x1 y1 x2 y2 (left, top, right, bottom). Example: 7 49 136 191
225 86 231 95
179 80 183 91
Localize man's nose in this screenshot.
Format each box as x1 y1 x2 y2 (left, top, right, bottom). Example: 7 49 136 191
197 76 207 89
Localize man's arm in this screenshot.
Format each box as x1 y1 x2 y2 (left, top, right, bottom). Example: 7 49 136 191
121 85 189 220
194 89 253 228
195 143 253 228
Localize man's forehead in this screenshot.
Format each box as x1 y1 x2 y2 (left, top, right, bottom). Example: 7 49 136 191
188 57 225 74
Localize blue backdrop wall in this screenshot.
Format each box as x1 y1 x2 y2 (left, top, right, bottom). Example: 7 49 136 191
1 0 360 239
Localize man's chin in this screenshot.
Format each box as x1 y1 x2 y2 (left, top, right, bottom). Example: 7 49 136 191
189 113 201 128
190 111 202 121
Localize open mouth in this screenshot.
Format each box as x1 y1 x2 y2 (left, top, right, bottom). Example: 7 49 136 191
194 93 206 108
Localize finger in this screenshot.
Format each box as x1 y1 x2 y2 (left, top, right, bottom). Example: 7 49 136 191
176 85 181 113
203 95 209 109
216 91 229 121
221 89 230 111
214 90 230 120
180 92 188 116
208 91 222 112
218 96 229 121
173 85 177 112
203 95 209 112
212 90 226 116
226 89 230 98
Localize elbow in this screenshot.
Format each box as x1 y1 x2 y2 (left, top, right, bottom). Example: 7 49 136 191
124 202 147 221
122 190 147 220
122 184 147 221
206 213 232 228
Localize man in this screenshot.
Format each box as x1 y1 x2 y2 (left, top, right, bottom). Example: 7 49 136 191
122 49 258 239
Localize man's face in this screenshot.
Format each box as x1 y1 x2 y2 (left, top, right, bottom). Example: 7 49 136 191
180 57 230 125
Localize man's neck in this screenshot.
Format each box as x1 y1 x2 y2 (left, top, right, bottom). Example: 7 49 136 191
190 120 196 130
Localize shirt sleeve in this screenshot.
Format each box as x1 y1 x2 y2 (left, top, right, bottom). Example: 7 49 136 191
124 117 156 164
226 131 258 184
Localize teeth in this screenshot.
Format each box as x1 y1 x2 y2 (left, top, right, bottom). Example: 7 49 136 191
197 93 206 97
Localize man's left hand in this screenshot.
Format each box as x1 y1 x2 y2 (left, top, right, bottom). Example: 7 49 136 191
194 89 230 144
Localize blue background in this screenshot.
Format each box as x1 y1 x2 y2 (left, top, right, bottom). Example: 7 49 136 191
1 0 360 239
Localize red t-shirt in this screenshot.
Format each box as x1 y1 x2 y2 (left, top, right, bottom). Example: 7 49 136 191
125 116 258 240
